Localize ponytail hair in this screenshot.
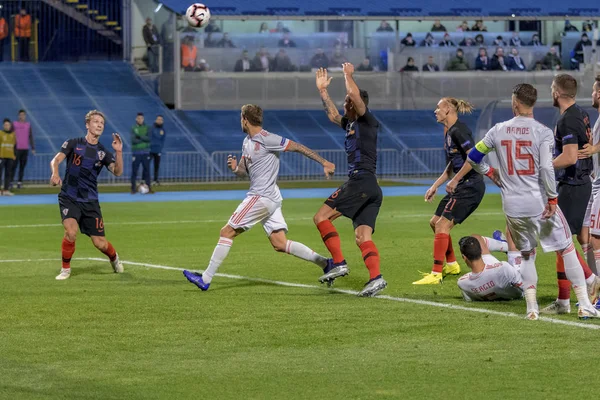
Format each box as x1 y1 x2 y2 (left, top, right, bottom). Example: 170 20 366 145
442 97 475 115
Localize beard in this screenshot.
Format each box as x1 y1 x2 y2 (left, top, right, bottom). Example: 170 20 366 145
553 96 559 108
593 99 599 109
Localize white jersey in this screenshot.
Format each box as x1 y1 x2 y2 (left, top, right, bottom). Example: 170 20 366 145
592 118 600 188
240 129 290 203
458 254 524 301
479 116 557 217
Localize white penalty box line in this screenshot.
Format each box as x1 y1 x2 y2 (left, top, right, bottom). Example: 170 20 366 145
2 257 600 331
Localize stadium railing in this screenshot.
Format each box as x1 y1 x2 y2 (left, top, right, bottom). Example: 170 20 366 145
22 148 447 184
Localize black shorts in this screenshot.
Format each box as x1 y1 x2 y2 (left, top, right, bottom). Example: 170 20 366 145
435 179 485 224
558 181 591 235
58 194 105 237
325 171 383 232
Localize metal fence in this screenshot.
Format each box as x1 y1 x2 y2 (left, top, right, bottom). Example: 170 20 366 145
17 148 447 185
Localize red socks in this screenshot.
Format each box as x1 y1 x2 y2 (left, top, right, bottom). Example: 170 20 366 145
317 220 345 264
432 233 449 274
62 238 75 269
102 242 117 262
446 235 457 263
359 241 381 279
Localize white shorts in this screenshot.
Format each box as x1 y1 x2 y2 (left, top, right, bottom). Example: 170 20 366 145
506 208 573 253
589 193 600 236
227 195 288 236
583 184 600 229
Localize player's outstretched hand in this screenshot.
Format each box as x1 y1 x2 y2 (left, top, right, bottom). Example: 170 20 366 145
578 143 596 159
542 202 556 219
424 185 437 202
316 68 332 91
323 161 335 179
227 154 238 171
342 62 354 75
50 173 62 187
112 133 123 152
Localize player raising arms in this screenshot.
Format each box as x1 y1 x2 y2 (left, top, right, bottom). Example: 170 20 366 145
183 104 336 291
50 110 124 280
416 97 486 285
313 64 386 297
453 83 598 319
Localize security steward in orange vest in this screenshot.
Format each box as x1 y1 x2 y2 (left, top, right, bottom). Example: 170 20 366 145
15 8 31 62
0 14 8 62
181 37 198 71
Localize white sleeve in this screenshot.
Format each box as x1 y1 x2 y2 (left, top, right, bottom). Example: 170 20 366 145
501 263 524 289
481 126 497 151
461 290 473 302
262 133 290 152
539 129 558 199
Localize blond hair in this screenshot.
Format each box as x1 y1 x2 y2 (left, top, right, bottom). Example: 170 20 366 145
442 97 475 115
241 104 263 126
85 110 106 124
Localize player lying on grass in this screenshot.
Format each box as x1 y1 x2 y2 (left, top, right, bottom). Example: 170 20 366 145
458 235 524 302
182 104 336 291
50 110 124 280
313 65 387 297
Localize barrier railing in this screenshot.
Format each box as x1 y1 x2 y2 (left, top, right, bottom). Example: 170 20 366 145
13 148 447 185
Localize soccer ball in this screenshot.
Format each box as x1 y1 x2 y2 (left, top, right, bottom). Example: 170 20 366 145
138 183 150 194
185 3 211 28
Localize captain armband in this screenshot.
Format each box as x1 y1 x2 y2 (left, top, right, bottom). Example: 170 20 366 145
468 141 492 164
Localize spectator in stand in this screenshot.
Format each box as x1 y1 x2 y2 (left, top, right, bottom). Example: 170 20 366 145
310 48 329 69
583 21 593 32
422 56 440 72
130 113 152 195
573 33 591 64
447 48 470 71
401 33 416 47
204 32 216 48
12 110 34 189
421 33 437 47
272 49 295 72
0 118 15 196
357 57 373 71
475 47 490 70
278 33 296 48
234 50 255 72
459 37 475 47
564 20 579 32
542 46 562 70
181 37 198 71
439 33 456 47
142 18 161 73
330 47 348 66
507 48 526 71
0 14 7 62
150 115 165 186
204 20 221 33
259 22 269 33
457 21 470 32
217 33 235 48
197 59 211 72
491 47 508 71
431 20 447 32
400 57 419 72
493 35 507 47
532 61 544 71
471 20 487 32
253 47 272 72
509 32 522 47
14 8 31 62
529 33 542 46
333 34 349 49
474 34 485 46
376 20 394 32
273 22 290 33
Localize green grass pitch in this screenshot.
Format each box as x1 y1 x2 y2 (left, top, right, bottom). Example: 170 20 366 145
0 194 597 399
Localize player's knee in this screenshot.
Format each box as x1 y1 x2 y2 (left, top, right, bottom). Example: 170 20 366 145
219 225 236 239
434 218 452 234
64 231 77 243
429 216 437 231
313 213 326 225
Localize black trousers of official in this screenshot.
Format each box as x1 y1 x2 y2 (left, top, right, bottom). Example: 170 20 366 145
12 149 28 183
0 158 14 190
150 152 161 182
17 37 29 61
131 153 151 191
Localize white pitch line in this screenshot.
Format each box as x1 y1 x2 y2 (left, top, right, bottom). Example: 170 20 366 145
0 212 505 229
3 257 599 331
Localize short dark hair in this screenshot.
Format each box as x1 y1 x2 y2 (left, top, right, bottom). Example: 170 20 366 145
137 112 144 116
241 104 263 126
553 74 578 98
18 109 25 114
459 236 482 262
157 114 163 118
3 118 10 123
513 83 538 107
359 89 369 107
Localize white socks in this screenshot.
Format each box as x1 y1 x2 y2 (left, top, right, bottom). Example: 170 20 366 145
507 251 522 268
285 240 328 268
485 237 509 253
561 246 594 309
202 237 233 283
520 251 538 313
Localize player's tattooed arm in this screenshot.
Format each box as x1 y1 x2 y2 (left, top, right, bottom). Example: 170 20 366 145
287 141 335 178
316 68 342 127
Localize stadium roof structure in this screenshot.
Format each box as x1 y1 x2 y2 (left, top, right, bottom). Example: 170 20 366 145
161 0 600 19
